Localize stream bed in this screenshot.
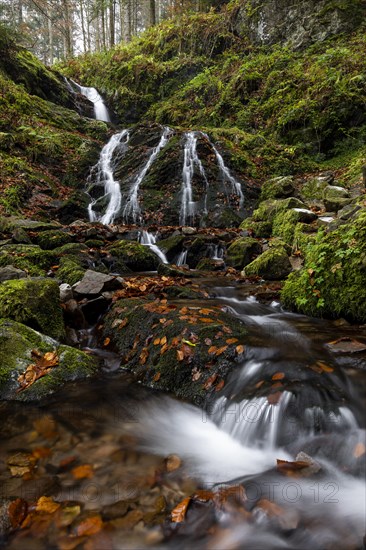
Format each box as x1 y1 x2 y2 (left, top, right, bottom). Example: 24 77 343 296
0 279 365 550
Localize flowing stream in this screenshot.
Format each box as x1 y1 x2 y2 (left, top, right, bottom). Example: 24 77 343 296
139 230 168 264
1 279 365 549
68 79 111 122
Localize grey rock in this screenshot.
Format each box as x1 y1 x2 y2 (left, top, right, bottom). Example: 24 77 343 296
73 269 123 296
0 266 27 282
292 208 318 223
59 283 73 302
338 204 362 221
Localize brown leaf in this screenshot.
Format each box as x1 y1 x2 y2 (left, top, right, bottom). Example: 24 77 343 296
103 337 110 347
165 454 182 472
316 361 334 373
215 379 225 392
199 317 214 323
139 347 149 365
222 326 233 334
8 498 28 529
192 490 215 502
353 442 366 458
161 336 167 345
171 497 191 523
75 515 103 536
272 372 285 381
215 345 228 356
36 496 60 514
153 372 161 382
267 391 282 405
177 350 184 361
208 346 217 355
160 344 169 355
203 374 218 390
72 464 94 479
235 345 245 355
255 380 265 388
153 338 161 345
199 308 214 315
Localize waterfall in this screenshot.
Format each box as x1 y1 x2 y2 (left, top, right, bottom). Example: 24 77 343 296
176 250 188 266
203 133 244 207
123 127 171 224
68 78 111 122
180 132 208 226
139 231 168 264
208 243 224 260
87 130 129 225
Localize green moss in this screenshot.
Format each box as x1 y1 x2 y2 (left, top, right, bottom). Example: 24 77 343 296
260 176 295 200
226 237 262 269
282 210 366 321
0 318 97 401
56 256 86 286
0 278 65 340
292 223 317 253
272 209 302 245
36 230 73 250
240 217 273 238
107 240 159 271
0 244 54 276
243 244 292 280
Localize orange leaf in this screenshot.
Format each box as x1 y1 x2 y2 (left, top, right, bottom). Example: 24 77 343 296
236 345 245 355
215 345 227 356
153 372 161 382
316 361 334 373
103 337 110 347
215 379 225 391
160 344 169 354
222 326 233 334
36 496 60 514
203 374 217 389
72 464 94 479
161 336 167 345
193 490 215 502
226 338 238 344
139 347 149 365
153 338 161 345
199 317 214 323
177 350 184 361
199 308 214 315
208 346 217 355
8 498 28 529
272 372 285 381
354 442 366 458
76 515 103 536
171 497 191 523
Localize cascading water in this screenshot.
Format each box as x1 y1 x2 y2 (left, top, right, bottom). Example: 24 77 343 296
180 132 209 226
87 130 129 225
205 134 244 207
123 127 171 224
68 78 111 122
139 231 168 264
176 249 188 266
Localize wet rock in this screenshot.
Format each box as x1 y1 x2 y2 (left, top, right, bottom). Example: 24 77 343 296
243 245 292 280
0 319 98 401
73 269 123 297
260 176 295 200
0 277 65 340
157 263 201 278
101 296 248 405
59 283 73 302
158 234 185 262
226 237 262 270
323 185 351 212
0 266 27 282
292 208 318 223
107 241 159 272
12 227 32 244
338 204 361 221
196 258 225 271
182 227 196 235
80 296 110 324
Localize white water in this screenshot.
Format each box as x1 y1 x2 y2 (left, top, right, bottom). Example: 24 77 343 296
176 249 188 266
69 79 111 122
180 132 209 226
87 130 129 225
203 132 244 207
123 127 171 224
208 243 224 260
139 231 168 264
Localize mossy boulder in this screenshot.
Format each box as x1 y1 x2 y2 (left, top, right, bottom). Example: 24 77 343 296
281 209 366 322
272 209 303 245
252 198 307 224
240 218 273 238
0 319 98 401
243 244 292 280
56 256 87 285
300 176 330 200
101 296 248 405
0 278 65 340
226 237 262 270
107 240 159 271
292 223 317 254
157 234 185 261
323 185 351 212
36 229 72 250
0 245 54 276
260 176 295 200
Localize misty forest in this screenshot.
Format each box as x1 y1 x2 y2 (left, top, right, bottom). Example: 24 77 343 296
0 0 365 548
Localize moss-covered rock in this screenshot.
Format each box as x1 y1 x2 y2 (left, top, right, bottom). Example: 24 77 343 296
158 234 185 261
226 237 262 269
292 223 317 254
101 296 248 405
56 256 86 286
0 244 54 276
252 198 307 224
36 229 72 250
322 185 351 211
281 209 366 322
0 278 65 340
240 218 273 238
0 318 97 401
107 240 159 272
243 244 292 280
272 209 303 245
260 176 295 200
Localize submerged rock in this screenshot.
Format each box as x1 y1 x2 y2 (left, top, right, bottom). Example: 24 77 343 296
0 319 97 401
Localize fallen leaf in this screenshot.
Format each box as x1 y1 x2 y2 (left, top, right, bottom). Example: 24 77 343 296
8 498 28 529
204 338 212 346
171 497 191 523
226 338 238 344
316 361 334 373
267 391 282 405
222 326 233 334
72 464 94 479
192 490 215 502
36 496 60 514
272 372 285 381
199 317 214 323
153 338 161 345
103 338 110 347
353 442 366 458
236 345 245 355
215 379 225 391
75 515 103 536
153 372 161 382
215 346 227 356
161 336 167 345
203 374 218 389
165 454 182 472
182 339 196 347
208 346 217 355
177 350 184 361
139 347 149 365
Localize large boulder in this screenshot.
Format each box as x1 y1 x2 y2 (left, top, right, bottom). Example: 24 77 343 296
0 319 97 401
281 209 366 322
226 237 262 270
101 294 248 405
107 240 159 272
0 278 65 340
243 243 292 280
323 185 351 211
260 176 295 200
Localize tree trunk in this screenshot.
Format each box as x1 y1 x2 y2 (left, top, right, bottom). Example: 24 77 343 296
48 7 53 64
109 0 115 46
149 0 156 26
